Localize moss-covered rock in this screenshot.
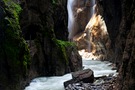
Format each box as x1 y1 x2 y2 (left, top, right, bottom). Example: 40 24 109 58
52 39 82 74
20 0 82 77
0 0 30 89
53 39 75 64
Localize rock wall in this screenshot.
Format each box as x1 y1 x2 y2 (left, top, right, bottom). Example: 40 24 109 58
96 0 122 62
118 23 135 90
116 0 135 89
20 0 82 77
53 0 68 40
85 14 110 60
0 0 30 90
70 0 111 60
68 0 92 40
97 0 135 89
0 0 82 89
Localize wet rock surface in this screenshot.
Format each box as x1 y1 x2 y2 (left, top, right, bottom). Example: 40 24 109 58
64 69 94 88
72 69 94 83
65 74 117 90
20 0 83 77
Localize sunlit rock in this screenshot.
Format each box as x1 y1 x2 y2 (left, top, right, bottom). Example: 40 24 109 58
67 0 111 60
75 14 111 60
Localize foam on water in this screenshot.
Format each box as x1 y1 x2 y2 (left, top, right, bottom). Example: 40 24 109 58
25 74 72 90
25 58 116 90
83 59 116 77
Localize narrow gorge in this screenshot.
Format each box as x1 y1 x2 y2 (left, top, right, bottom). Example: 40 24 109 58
0 0 135 90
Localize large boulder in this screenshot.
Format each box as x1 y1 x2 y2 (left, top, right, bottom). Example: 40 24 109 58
72 69 94 83
64 69 94 88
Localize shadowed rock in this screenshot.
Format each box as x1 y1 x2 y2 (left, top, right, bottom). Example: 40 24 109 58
64 69 94 88
72 69 94 83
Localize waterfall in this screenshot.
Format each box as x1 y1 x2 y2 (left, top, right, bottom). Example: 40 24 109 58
67 0 74 40
88 0 96 52
90 0 96 16
67 0 96 52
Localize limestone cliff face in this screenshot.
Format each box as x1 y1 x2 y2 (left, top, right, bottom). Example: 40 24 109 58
20 0 82 77
97 0 135 89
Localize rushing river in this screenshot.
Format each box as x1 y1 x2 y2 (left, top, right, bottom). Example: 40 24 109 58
25 58 116 90
24 0 117 89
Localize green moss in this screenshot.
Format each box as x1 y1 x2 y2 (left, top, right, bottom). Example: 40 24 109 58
5 3 21 30
56 40 75 46
0 0 30 76
53 38 75 65
52 0 58 4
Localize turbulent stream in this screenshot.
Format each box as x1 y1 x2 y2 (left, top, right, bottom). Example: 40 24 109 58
25 57 116 90
25 0 116 90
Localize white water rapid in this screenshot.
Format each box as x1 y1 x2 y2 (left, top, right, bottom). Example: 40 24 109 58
25 58 116 90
